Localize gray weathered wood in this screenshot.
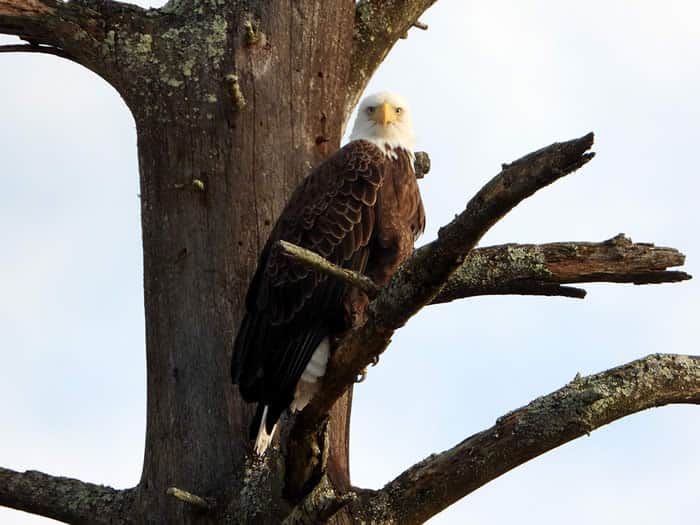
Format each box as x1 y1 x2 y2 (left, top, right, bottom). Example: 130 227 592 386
349 353 700 524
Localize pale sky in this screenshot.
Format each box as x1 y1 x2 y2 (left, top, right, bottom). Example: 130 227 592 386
1 1 698 523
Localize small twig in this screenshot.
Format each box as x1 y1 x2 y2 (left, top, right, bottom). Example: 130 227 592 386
166 487 211 511
225 73 246 110
243 20 260 45
278 240 381 298
400 20 430 39
414 151 431 179
412 20 428 30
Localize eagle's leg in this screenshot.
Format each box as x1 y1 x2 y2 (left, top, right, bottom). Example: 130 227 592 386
344 287 370 329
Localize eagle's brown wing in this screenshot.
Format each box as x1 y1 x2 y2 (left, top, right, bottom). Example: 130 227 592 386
231 140 385 432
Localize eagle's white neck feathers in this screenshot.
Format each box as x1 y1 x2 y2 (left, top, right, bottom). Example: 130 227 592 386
349 91 415 160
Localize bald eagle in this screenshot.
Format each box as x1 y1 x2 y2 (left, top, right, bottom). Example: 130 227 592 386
231 92 425 454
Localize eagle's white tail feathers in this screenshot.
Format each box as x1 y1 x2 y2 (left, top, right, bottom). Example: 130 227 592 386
254 405 277 455
256 339 330 453
290 338 330 412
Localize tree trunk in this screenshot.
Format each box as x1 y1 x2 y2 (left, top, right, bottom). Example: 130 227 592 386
123 3 354 522
1 0 446 521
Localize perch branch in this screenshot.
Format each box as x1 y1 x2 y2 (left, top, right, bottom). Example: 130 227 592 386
278 234 689 308
279 240 380 298
166 487 211 511
433 234 691 303
345 0 438 121
0 467 135 524
350 353 700 525
287 133 596 495
366 132 595 327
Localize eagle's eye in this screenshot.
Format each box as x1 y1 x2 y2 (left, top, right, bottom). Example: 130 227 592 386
395 107 403 114
366 106 375 114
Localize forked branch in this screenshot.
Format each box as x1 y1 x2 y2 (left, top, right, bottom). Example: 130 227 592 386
278 235 690 305
302 134 596 421
0 467 134 525
433 234 690 303
350 353 700 524
287 133 596 495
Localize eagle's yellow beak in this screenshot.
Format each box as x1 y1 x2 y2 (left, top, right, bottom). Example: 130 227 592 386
373 102 396 126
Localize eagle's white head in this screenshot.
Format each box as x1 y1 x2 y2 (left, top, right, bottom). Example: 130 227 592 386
349 91 415 158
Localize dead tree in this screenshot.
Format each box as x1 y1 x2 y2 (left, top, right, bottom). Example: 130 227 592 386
0 1 696 523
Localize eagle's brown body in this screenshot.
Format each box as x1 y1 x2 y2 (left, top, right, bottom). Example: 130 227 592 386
232 137 424 447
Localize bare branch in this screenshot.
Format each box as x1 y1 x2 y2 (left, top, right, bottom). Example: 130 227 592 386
0 0 149 80
433 234 691 304
280 234 690 309
367 133 595 328
278 240 381 298
0 0 93 49
310 134 596 416
0 467 135 525
166 487 211 511
287 133 597 495
345 0 438 120
351 353 700 524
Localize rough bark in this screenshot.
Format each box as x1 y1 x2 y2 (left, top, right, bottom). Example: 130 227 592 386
3 0 358 522
126 4 356 523
349 353 700 524
0 467 135 524
0 0 152 86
